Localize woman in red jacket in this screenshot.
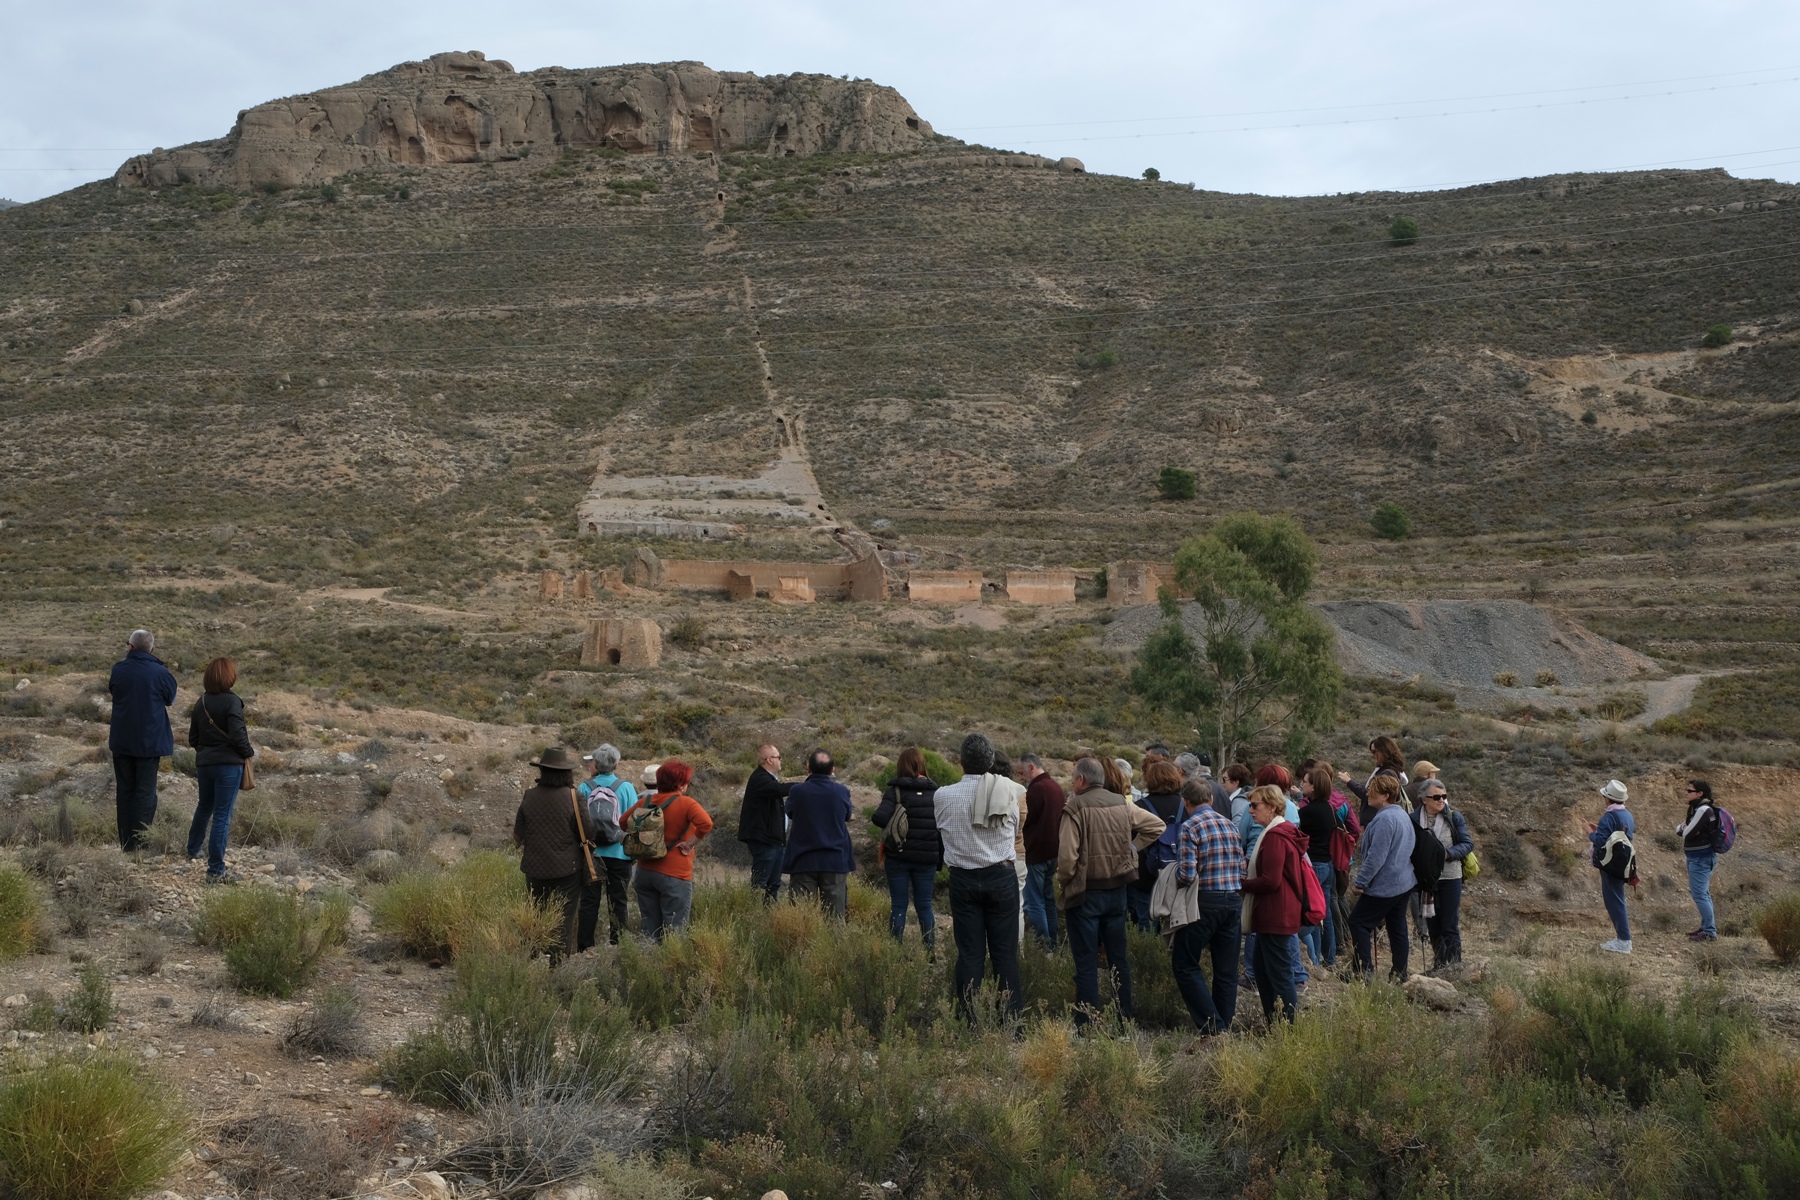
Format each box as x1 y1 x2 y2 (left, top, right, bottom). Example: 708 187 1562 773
1240 785 1311 1025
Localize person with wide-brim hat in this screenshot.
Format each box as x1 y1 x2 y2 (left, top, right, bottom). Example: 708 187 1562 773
513 746 599 962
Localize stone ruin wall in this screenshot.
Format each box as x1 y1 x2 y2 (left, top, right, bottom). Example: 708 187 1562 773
116 51 934 191
538 551 1140 610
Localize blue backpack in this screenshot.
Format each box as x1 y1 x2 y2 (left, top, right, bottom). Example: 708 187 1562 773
1713 806 1737 854
1139 819 1181 881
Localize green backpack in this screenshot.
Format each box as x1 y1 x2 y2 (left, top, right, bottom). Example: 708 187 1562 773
623 795 674 860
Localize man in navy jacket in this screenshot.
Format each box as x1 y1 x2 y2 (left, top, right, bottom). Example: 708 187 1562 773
108 629 177 851
783 749 854 918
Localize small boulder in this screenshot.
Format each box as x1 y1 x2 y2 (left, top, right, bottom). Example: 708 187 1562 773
1403 974 1459 1011
411 1174 454 1200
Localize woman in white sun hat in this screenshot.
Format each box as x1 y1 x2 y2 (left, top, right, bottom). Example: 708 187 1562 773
1585 779 1637 954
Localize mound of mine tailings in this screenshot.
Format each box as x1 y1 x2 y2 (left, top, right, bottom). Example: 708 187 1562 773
1321 600 1658 688
1105 599 1658 691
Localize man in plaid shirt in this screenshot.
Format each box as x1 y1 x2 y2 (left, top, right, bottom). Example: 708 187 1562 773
1171 779 1244 1034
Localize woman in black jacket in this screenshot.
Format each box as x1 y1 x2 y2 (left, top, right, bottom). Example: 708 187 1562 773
186 656 256 883
871 747 942 950
1677 779 1721 942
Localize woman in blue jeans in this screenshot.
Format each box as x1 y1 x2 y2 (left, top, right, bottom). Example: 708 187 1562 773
186 657 255 883
1587 779 1636 954
1295 767 1342 967
1677 779 1721 941
871 748 943 950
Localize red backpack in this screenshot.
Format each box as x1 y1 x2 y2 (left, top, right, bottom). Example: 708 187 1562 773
1299 854 1328 927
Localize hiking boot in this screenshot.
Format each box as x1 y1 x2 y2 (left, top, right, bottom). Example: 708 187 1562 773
204 870 241 886
1600 939 1632 954
1687 930 1717 942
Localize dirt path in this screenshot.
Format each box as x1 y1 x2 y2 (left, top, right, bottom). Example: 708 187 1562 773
1629 673 1705 728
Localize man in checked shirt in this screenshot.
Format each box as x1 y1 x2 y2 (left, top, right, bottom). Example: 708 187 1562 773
1170 778 1245 1035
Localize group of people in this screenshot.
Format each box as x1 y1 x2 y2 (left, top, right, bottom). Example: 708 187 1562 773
503 726 1732 1033
730 731 1489 1031
100 628 1728 1017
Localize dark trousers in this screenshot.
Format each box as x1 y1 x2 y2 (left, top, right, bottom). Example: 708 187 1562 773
1126 885 1154 931
1068 884 1132 1025
113 754 160 852
747 841 785 901
1350 890 1412 980
528 873 582 963
885 860 937 948
1426 878 1464 966
788 871 848 919
1253 931 1299 1023
1170 894 1240 1034
577 856 633 950
948 862 1022 1018
186 763 242 875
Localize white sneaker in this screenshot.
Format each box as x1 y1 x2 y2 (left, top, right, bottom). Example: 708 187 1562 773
1600 939 1633 954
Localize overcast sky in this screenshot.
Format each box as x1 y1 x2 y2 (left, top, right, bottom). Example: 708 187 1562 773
5 0 1798 203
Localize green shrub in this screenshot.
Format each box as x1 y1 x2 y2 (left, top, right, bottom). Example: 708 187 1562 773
169 748 197 777
1389 215 1420 244
384 950 638 1108
1520 968 1743 1106
1156 466 1197 501
1757 892 1800 964
1142 167 1160 181
1486 831 1531 882
1701 1045 1800 1196
672 1007 1217 1199
0 867 43 960
1702 323 1733 348
1371 500 1412 540
61 964 112 1034
871 748 962 789
197 888 350 997
371 850 557 960
668 614 706 650
1214 985 1519 1194
0 1055 187 1200
282 984 363 1058
1094 347 1119 368
229 792 320 846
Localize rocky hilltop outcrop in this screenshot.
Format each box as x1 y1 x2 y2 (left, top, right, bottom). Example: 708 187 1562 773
116 50 933 189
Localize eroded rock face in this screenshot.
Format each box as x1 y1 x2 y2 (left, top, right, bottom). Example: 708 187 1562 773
116 50 933 189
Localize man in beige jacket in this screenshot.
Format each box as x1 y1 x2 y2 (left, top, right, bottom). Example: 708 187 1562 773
1057 757 1164 1026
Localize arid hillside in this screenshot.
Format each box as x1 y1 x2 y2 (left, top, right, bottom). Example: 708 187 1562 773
1 55 1798 711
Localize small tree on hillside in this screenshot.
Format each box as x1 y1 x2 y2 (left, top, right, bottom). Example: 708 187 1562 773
1389 215 1419 245
1156 466 1196 501
1129 512 1343 766
1702 324 1733 348
1142 167 1161 181
1371 501 1412 540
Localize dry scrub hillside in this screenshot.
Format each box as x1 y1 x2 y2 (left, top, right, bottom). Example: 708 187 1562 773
0 62 1798 846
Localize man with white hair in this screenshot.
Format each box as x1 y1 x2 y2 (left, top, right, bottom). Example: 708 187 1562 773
108 630 177 851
